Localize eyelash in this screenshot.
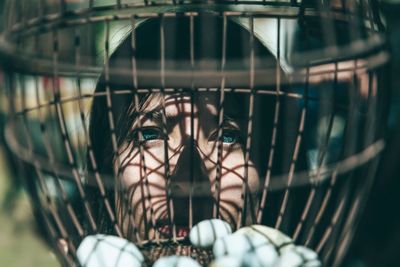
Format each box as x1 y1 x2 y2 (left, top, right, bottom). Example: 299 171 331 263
129 127 243 148
130 127 166 145
209 129 244 147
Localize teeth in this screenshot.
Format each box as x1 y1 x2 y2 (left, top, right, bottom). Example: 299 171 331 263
177 228 189 237
157 225 189 238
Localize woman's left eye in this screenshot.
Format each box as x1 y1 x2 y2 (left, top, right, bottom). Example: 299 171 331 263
210 129 243 145
222 130 240 144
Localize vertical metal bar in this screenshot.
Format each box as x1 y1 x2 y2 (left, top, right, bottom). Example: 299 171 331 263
16 74 72 244
127 15 143 242
59 0 66 14
33 76 84 239
158 14 171 242
124 16 148 242
237 15 256 228
74 26 122 237
332 158 380 267
52 29 97 233
38 0 45 18
275 66 309 230
32 45 84 240
213 13 227 220
129 15 162 242
316 61 361 262
292 63 339 241
363 72 377 147
332 71 380 266
257 17 282 224
104 19 158 240
302 67 340 245
304 171 338 247
189 14 195 230
317 0 337 51
315 183 348 254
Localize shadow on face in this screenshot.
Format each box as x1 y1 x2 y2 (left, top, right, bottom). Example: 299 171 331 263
116 92 272 240
87 15 279 241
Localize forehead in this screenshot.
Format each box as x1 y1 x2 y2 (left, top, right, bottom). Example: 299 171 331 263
143 93 219 117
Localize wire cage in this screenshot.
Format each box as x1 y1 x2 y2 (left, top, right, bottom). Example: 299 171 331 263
0 0 390 266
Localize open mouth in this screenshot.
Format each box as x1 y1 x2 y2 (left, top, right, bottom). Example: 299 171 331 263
158 225 190 238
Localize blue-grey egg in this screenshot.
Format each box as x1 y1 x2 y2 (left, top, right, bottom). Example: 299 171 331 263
189 219 232 248
76 234 144 267
209 256 242 267
153 255 201 267
236 225 294 253
276 246 321 267
213 231 271 258
211 244 278 267
241 243 279 267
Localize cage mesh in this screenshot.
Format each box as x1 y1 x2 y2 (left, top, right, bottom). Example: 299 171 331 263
0 0 389 266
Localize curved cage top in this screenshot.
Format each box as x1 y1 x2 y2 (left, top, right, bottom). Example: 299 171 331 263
0 0 386 78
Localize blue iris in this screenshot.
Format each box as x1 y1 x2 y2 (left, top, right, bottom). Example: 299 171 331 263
142 128 162 141
221 130 241 144
135 128 163 142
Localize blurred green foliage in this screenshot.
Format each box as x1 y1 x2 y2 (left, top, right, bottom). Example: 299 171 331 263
0 147 58 267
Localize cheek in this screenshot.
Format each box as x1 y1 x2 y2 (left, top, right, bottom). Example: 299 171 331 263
120 146 169 202
119 147 169 227
120 146 164 181
210 151 260 199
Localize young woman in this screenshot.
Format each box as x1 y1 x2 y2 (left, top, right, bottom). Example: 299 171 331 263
87 14 284 243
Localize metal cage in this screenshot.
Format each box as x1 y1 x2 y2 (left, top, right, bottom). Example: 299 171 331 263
0 0 389 266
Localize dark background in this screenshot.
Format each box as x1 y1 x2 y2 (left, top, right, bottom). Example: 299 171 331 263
343 2 400 266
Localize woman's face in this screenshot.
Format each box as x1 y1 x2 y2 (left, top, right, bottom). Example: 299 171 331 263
117 93 260 241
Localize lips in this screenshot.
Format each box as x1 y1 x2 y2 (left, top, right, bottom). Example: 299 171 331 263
158 225 189 238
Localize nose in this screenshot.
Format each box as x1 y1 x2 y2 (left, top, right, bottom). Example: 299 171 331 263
169 137 213 227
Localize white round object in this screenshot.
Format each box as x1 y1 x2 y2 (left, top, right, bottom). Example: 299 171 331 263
213 231 270 258
76 234 144 267
236 225 293 252
276 246 321 267
242 243 279 267
153 255 202 267
209 256 242 267
275 250 303 267
211 244 278 267
189 219 232 248
292 246 319 261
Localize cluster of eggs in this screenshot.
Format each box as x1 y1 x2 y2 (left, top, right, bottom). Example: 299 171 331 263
77 220 321 267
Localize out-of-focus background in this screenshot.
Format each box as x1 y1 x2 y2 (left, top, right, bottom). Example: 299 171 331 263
1 0 400 266
0 148 57 266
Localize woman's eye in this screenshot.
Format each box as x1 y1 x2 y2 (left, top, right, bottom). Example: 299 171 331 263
210 129 243 145
142 129 162 141
133 127 164 143
222 131 239 144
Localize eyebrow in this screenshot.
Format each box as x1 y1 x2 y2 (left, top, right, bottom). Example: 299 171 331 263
223 116 241 129
130 108 164 129
129 95 243 131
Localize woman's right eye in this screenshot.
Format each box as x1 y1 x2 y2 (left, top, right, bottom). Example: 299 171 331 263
132 127 164 143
